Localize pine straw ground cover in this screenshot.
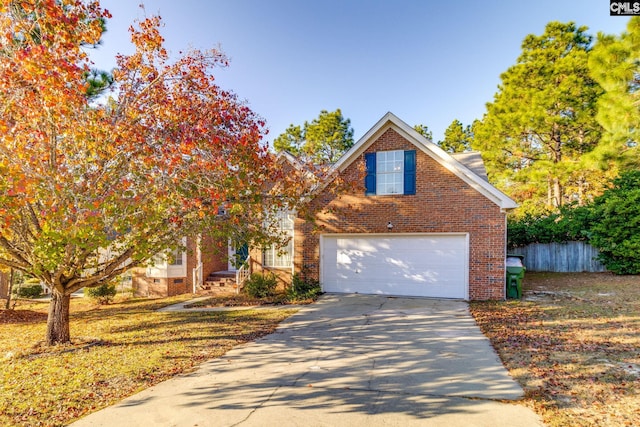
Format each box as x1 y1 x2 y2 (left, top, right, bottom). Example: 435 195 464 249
470 272 640 427
0 295 297 427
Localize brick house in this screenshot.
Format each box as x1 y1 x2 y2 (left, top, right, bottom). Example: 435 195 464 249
131 235 229 297
134 112 517 300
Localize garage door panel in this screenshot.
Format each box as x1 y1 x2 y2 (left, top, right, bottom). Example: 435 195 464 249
322 234 467 299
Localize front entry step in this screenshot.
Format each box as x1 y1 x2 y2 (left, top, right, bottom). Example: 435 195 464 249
200 271 237 294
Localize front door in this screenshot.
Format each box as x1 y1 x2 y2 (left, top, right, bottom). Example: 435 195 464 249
228 242 249 271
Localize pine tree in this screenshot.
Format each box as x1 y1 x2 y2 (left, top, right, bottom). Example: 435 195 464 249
413 124 433 141
589 17 640 171
272 109 354 164
473 22 603 213
273 124 304 156
439 119 471 153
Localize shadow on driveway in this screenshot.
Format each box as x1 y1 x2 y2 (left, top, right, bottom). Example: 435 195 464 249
72 294 544 426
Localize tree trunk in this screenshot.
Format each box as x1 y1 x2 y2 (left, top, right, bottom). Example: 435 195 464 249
577 176 585 206
5 268 14 310
46 289 71 345
553 178 562 207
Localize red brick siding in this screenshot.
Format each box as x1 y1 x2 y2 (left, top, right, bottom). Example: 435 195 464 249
132 271 190 297
295 128 506 300
201 235 229 276
167 277 189 296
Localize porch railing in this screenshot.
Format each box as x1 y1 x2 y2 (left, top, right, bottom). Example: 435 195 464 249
235 258 251 295
192 262 203 294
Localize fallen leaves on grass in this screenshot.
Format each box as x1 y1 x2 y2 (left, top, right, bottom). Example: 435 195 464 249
471 273 640 427
0 309 48 324
0 295 297 427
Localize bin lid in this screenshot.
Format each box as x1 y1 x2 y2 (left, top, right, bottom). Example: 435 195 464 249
506 256 524 267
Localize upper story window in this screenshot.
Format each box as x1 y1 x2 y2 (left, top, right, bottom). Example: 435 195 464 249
376 150 404 195
365 150 416 196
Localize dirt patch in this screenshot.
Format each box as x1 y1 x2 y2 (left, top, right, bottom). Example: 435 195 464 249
471 272 640 427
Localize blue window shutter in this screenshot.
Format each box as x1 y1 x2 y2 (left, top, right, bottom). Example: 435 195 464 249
365 152 376 195
404 150 416 195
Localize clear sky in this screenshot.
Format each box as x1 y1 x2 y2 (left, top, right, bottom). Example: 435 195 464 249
88 0 630 145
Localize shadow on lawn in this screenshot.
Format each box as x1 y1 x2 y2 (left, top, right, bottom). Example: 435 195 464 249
472 287 640 421
14 308 291 361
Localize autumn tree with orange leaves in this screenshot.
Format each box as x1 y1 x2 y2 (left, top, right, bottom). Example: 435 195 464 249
0 1 311 345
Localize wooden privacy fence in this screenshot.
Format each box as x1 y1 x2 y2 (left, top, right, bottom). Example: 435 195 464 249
509 241 607 272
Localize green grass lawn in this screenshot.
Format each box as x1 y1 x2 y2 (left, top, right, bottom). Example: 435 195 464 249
0 295 297 427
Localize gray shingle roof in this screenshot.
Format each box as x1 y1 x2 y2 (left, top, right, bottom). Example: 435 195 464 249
451 151 489 182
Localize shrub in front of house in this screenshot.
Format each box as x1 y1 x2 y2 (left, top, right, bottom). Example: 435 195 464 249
287 273 321 300
86 283 117 304
13 283 44 299
244 273 278 298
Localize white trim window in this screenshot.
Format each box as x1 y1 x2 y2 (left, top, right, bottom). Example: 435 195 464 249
376 150 404 195
263 211 294 268
146 238 187 278
169 248 183 266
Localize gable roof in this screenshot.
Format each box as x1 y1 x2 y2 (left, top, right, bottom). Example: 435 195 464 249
331 112 517 211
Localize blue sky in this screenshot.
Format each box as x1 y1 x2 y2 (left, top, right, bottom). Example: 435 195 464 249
88 1 630 144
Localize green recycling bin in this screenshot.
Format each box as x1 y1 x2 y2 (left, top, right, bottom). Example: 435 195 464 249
506 255 525 299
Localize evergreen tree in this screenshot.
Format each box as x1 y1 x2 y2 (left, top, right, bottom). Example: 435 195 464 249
273 109 354 164
413 124 433 140
304 109 354 163
273 124 304 157
439 119 471 153
85 69 113 99
589 17 640 171
473 22 603 213
588 171 640 274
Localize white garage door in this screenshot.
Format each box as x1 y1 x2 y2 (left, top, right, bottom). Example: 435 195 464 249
321 234 468 299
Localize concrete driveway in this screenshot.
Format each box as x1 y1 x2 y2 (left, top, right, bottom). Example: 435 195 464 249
73 294 544 426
